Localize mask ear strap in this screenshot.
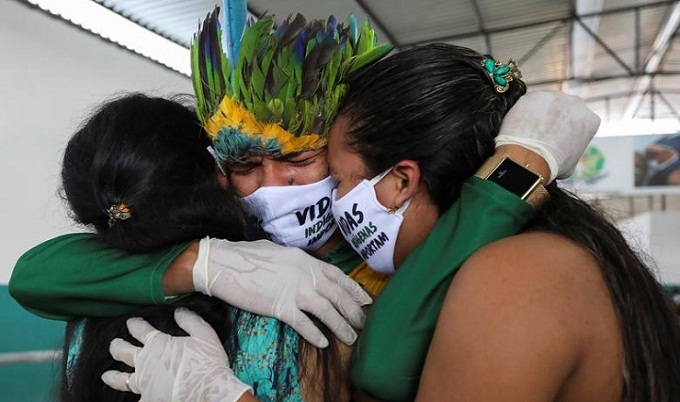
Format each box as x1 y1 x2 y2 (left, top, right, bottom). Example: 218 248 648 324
207 146 228 177
388 197 412 214
396 197 412 214
368 168 393 186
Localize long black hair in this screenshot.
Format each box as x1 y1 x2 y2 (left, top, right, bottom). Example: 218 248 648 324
61 93 244 252
59 93 347 402
340 43 680 401
60 93 246 402
341 44 525 212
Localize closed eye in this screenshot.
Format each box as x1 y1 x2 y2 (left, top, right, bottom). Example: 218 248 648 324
227 162 260 175
287 156 316 167
282 149 326 167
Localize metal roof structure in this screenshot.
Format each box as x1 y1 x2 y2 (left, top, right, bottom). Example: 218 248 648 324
53 0 680 124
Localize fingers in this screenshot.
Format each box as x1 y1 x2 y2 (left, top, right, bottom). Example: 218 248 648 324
315 275 367 329
282 311 330 348
126 317 160 345
299 297 358 345
320 262 373 306
173 307 220 343
101 370 139 394
109 338 139 367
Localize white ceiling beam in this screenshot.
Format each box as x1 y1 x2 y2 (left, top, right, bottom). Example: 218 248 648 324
622 1 680 120
571 0 605 79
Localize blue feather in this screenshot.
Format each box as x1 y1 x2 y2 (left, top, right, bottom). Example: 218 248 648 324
327 15 338 38
348 14 358 43
222 0 248 67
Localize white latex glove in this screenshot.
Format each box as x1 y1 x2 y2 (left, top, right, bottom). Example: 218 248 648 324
495 90 601 182
193 237 372 348
101 308 251 402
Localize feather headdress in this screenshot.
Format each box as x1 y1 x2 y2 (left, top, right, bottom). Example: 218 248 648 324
191 0 393 163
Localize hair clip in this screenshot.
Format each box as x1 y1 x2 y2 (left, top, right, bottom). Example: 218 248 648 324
482 57 522 93
108 203 132 227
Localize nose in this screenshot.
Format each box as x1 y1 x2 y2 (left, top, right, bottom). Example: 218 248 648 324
259 159 292 187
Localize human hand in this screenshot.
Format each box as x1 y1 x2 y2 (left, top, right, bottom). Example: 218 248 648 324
193 237 372 348
101 308 252 402
496 90 601 182
645 144 678 165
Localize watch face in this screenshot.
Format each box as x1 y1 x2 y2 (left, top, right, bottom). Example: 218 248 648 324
487 158 541 199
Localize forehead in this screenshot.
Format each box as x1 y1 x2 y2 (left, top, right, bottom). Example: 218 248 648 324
328 116 367 177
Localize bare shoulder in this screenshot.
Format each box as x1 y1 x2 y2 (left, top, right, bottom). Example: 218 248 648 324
454 231 605 309
416 232 617 401
449 231 613 337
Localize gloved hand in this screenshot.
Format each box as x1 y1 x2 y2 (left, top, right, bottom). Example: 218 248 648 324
193 237 372 348
102 308 251 402
495 90 601 182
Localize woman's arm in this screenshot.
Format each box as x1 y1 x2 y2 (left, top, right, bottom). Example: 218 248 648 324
10 233 370 348
9 233 189 320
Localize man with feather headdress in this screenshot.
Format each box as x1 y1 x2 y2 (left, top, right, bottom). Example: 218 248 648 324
11 0 601 400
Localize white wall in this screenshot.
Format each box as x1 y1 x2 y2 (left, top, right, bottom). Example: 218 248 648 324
0 0 192 284
618 211 680 285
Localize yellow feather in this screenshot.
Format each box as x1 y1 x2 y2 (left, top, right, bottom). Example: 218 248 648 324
205 97 326 154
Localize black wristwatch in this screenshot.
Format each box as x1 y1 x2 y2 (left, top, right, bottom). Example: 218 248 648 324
475 156 549 209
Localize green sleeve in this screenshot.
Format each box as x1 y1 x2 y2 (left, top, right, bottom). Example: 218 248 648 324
351 176 534 401
8 233 191 321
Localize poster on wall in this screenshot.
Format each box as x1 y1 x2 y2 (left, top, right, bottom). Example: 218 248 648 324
634 134 680 188
561 136 635 194
562 133 680 195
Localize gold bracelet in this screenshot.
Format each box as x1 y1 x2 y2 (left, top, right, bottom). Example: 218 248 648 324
475 155 550 209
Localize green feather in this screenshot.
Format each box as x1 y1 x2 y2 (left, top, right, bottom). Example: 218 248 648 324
191 8 394 156
342 44 394 77
267 98 284 122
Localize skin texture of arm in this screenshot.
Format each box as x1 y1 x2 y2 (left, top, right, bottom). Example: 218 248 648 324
416 232 623 402
162 241 198 295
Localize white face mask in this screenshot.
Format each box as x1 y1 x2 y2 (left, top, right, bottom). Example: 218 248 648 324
239 176 338 251
331 169 411 274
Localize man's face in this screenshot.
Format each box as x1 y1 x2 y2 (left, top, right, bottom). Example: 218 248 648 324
225 148 330 197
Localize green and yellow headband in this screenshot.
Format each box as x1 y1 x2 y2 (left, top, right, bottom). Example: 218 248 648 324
191 2 393 163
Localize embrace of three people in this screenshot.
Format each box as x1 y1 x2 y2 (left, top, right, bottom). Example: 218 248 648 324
9 1 680 401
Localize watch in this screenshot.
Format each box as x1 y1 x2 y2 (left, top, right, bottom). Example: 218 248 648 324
475 156 550 209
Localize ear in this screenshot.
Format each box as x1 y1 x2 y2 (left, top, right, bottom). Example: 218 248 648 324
389 160 421 208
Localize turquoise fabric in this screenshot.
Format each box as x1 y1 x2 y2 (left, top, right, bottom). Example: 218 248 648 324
65 312 304 401
229 311 302 401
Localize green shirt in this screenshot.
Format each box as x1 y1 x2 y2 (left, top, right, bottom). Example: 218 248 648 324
351 176 532 401
9 177 532 400
8 236 362 321
9 234 190 320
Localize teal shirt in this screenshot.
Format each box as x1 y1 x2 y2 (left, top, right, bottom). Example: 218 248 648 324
227 240 361 401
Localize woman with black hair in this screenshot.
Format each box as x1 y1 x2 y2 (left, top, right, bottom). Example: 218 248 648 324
59 93 365 402
335 44 680 401
126 45 680 401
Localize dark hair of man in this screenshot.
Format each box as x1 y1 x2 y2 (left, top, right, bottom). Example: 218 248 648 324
340 43 680 401
59 93 346 402
61 93 244 252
